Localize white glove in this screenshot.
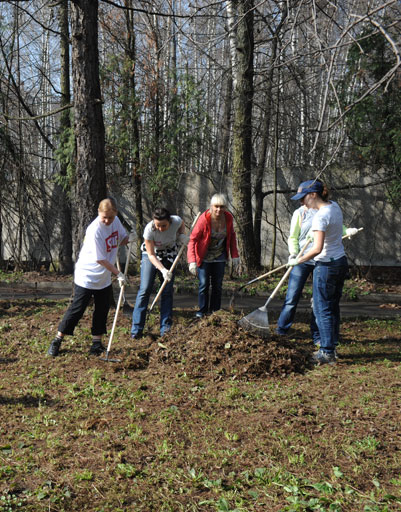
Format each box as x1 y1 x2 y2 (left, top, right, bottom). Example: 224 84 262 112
345 227 358 238
189 262 197 276
117 272 128 287
288 254 297 264
287 257 299 267
128 231 136 242
232 257 240 270
177 233 190 246
161 268 173 282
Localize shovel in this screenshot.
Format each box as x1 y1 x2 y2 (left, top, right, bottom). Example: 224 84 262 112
238 227 363 337
238 242 311 336
229 262 288 308
149 212 201 311
100 240 133 362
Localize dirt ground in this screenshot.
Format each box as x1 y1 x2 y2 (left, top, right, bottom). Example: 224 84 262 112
1 291 401 510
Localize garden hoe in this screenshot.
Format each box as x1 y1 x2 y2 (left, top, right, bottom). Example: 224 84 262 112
149 211 201 311
101 240 133 363
115 242 135 315
238 227 363 337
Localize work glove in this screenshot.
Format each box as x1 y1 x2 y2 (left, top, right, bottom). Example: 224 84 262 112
232 257 240 270
288 254 297 264
286 258 299 267
345 227 358 238
189 262 197 276
177 233 190 246
117 271 128 287
161 268 173 282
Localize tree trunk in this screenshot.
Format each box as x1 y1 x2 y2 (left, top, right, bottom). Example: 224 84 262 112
125 0 143 269
269 97 279 270
70 0 106 253
58 0 73 273
253 4 287 263
230 0 258 271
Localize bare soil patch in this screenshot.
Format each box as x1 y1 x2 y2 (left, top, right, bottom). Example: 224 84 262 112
0 298 400 511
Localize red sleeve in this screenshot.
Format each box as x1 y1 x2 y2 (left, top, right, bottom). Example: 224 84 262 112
230 229 239 258
187 214 204 263
227 213 239 258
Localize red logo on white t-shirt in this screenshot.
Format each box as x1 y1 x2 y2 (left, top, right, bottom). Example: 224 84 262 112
105 231 118 252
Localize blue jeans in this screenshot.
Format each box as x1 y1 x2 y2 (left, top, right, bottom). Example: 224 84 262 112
131 253 175 336
197 261 226 315
276 263 320 344
312 256 348 354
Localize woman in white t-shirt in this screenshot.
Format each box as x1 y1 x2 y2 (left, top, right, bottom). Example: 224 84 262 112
288 180 349 365
47 198 129 357
131 207 187 338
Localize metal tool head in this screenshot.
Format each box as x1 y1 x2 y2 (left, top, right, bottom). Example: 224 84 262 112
99 351 122 363
238 307 270 337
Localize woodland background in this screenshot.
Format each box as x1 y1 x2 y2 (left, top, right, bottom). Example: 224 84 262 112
0 0 400 273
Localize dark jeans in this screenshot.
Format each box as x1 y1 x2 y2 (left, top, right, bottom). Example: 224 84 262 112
313 256 349 354
131 253 175 336
58 284 112 336
276 262 319 344
197 261 226 314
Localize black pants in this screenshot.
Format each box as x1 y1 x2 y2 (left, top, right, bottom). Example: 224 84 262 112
58 284 112 336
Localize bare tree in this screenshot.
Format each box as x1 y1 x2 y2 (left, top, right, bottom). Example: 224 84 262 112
230 0 259 270
70 0 106 251
57 0 73 273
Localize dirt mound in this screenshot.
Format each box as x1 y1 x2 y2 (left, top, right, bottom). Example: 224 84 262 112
126 311 311 379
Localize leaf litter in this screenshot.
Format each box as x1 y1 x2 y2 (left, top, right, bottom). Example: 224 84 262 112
1 298 401 511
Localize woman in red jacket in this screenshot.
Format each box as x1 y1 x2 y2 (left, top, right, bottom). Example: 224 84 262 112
187 194 240 318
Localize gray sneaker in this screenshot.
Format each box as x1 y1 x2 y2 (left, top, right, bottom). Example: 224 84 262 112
312 349 337 365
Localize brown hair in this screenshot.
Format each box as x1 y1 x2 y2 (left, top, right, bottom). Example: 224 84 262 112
316 179 330 201
153 207 171 221
98 198 118 213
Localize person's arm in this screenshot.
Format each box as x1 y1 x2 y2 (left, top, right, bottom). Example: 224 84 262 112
187 216 203 264
228 215 239 259
178 220 185 235
297 230 325 263
96 259 121 276
144 239 166 272
177 220 190 245
288 210 301 255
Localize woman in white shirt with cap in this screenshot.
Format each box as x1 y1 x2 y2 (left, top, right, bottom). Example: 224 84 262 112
288 179 350 365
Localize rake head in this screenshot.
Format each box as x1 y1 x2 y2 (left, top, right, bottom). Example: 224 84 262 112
238 307 271 337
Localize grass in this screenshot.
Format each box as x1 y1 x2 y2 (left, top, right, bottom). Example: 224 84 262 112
0 297 401 511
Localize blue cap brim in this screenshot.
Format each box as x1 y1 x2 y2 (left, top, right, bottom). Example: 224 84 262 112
291 192 307 200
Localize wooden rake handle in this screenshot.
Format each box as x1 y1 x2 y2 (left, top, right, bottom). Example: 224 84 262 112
237 262 288 293
262 226 363 310
105 240 133 354
149 212 201 311
262 240 311 309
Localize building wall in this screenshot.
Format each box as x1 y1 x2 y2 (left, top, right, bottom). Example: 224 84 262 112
1 170 400 269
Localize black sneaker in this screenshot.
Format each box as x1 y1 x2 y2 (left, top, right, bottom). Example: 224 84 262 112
131 332 143 340
89 341 105 355
47 337 62 357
